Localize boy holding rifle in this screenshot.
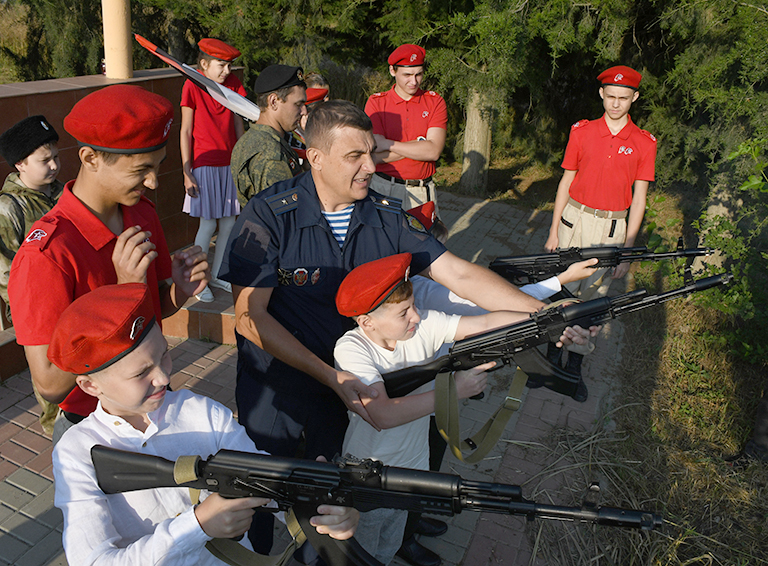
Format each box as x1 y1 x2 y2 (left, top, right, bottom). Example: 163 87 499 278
333 253 597 565
49 283 358 566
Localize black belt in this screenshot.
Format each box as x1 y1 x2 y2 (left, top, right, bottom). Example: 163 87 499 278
62 410 86 424
375 172 432 187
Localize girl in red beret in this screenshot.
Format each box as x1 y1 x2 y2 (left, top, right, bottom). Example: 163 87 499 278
181 38 247 302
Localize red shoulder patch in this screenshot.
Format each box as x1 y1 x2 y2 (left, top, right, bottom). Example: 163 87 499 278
425 90 438 97
640 129 657 143
371 92 386 98
571 119 590 130
22 218 58 250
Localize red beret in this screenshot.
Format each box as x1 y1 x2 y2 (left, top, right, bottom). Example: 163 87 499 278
305 87 329 105
336 253 412 316
388 44 425 67
406 202 436 230
198 38 241 62
597 66 642 90
48 283 157 375
64 85 174 154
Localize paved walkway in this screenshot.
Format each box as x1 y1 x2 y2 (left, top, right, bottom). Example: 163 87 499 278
0 191 625 565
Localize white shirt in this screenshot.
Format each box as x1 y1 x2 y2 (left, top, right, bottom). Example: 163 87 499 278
336 310 461 470
53 389 268 566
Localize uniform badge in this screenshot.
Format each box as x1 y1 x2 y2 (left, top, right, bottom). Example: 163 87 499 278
25 228 47 243
129 316 145 340
311 268 321 285
406 214 427 233
293 268 308 286
614 73 624 82
278 268 292 286
422 111 429 118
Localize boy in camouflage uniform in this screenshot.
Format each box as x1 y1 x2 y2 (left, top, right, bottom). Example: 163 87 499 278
0 115 63 322
0 115 63 434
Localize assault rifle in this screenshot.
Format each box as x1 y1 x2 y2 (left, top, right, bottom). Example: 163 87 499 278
384 272 732 398
489 238 713 286
91 446 663 566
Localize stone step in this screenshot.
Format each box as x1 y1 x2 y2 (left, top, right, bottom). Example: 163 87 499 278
161 287 236 345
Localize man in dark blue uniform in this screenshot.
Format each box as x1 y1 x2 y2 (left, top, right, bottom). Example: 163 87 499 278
220 101 593 563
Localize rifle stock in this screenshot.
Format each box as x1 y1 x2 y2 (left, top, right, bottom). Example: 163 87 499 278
489 238 713 285
91 446 663 566
384 273 733 398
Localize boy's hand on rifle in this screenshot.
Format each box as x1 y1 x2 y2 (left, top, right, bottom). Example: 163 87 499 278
311 456 359 539
556 324 601 348
194 494 270 539
310 504 360 540
557 258 599 285
455 361 495 399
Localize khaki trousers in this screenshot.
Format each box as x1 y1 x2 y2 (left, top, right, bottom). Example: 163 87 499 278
558 200 627 300
369 174 440 216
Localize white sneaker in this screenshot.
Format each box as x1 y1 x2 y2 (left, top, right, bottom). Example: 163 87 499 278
195 286 214 303
209 278 232 293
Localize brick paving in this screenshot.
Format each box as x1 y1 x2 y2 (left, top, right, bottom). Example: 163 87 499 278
0 190 627 565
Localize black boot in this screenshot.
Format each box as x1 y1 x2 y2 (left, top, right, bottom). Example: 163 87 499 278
565 352 588 403
397 536 441 566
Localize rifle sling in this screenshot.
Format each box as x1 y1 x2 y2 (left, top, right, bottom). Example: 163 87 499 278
189 489 306 566
434 367 528 464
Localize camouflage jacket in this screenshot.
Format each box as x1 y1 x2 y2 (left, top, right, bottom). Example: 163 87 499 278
0 173 64 319
230 124 302 207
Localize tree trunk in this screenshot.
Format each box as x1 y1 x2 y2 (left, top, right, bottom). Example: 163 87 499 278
459 88 493 195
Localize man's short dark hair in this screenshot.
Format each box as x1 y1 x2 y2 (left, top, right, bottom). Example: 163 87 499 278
304 100 372 152
255 85 303 109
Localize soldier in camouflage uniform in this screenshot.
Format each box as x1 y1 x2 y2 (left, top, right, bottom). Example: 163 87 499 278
230 65 306 207
0 115 63 435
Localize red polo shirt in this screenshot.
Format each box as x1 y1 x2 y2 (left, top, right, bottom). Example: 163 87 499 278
8 182 172 416
365 86 447 181
562 115 657 211
181 73 246 168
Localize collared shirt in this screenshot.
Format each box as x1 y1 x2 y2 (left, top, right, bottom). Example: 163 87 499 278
8 182 172 415
0 173 63 314
562 115 657 211
218 171 446 396
365 87 448 181
53 390 267 566
230 124 302 208
181 73 247 168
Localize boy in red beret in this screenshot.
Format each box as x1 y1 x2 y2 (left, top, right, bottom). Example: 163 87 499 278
365 44 447 213
8 84 210 444
543 65 657 393
334 253 560 565
49 283 358 566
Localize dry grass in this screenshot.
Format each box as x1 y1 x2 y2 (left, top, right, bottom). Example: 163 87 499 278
438 162 768 564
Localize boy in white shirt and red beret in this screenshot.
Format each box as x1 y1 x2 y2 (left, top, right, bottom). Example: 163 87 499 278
50 282 358 566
